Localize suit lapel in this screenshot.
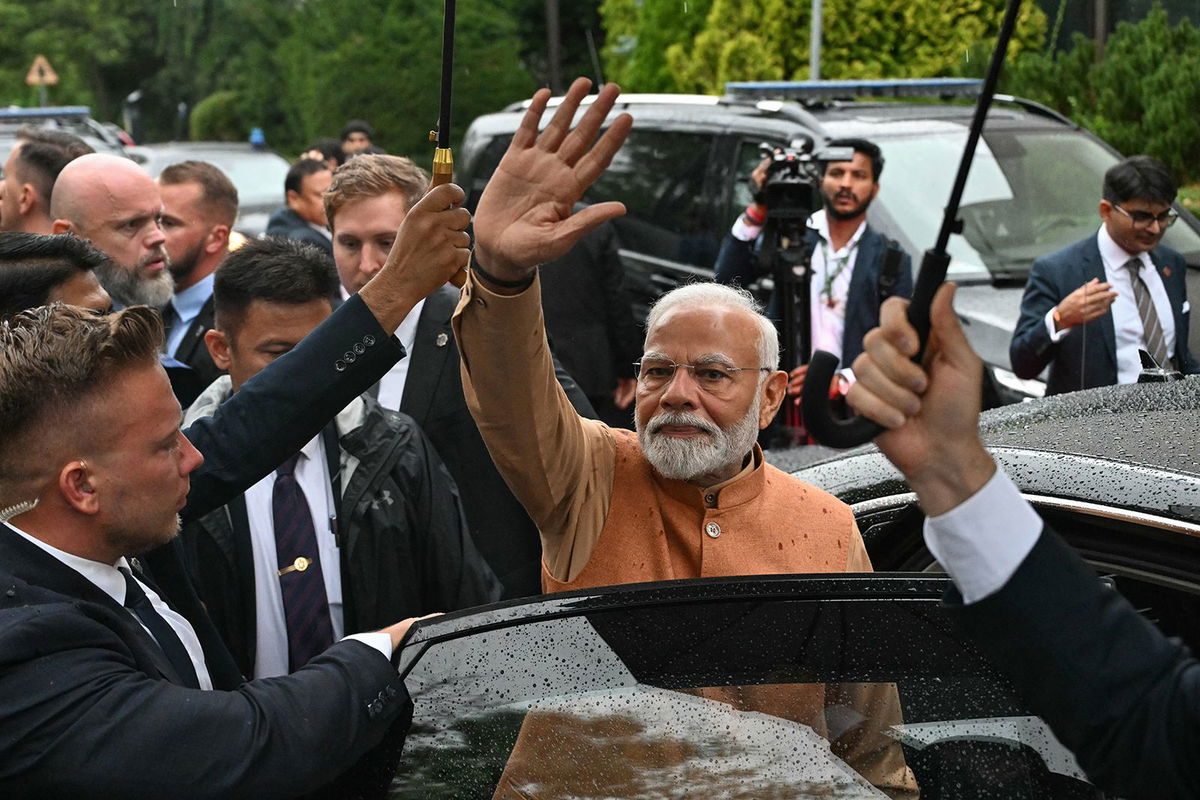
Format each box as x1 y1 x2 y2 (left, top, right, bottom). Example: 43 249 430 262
1080 238 1117 376
0 525 182 683
174 295 214 366
1150 249 1186 355
399 286 459 427
842 228 881 361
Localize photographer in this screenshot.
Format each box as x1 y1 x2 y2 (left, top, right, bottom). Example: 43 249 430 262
714 138 912 402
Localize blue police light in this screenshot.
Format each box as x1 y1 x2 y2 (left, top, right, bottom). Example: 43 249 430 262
724 78 982 102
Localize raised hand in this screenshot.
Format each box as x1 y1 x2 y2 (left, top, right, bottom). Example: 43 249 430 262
473 77 634 282
358 182 472 331
1054 278 1117 331
847 284 996 515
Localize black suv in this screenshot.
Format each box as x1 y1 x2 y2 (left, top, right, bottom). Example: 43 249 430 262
459 80 1200 404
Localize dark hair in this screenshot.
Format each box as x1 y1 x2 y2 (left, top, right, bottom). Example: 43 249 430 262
340 119 374 142
158 160 239 226
213 236 340 334
11 127 95 208
825 137 884 181
0 233 111 316
350 145 388 157
1102 155 1177 206
284 158 331 197
307 138 346 167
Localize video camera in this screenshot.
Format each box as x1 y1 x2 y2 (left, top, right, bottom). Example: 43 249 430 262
757 137 855 221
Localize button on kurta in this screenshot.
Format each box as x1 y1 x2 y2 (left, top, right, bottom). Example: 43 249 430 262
705 522 721 538
704 493 717 507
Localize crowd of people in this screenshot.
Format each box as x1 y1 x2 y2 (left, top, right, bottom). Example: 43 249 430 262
0 77 1196 798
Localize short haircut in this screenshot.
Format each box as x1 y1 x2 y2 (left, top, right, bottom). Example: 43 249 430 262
307 137 345 167
11 127 95 208
0 303 162 503
284 158 331 197
340 119 374 142
324 154 429 227
825 137 884 182
0 232 112 316
644 282 780 371
1102 155 1177 206
159 160 239 227
213 236 341 335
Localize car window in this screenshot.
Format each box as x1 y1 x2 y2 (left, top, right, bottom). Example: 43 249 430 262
588 129 721 269
387 578 1099 798
873 127 1200 279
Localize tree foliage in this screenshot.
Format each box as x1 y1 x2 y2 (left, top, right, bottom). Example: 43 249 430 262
1005 4 1200 181
602 0 1046 94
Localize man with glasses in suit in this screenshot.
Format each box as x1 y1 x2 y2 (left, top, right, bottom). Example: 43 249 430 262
1010 154 1198 394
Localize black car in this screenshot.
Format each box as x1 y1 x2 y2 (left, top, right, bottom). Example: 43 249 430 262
362 379 1200 797
458 80 1200 405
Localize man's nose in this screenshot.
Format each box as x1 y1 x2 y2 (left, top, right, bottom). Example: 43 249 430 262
659 367 700 407
147 221 166 247
179 432 204 475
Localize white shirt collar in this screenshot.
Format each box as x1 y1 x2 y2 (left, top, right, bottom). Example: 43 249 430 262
1097 224 1150 271
4 521 132 605
809 209 868 254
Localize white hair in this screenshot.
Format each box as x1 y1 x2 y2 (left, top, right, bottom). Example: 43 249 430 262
644 282 779 370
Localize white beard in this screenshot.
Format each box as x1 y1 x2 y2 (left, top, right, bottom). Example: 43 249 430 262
637 394 761 483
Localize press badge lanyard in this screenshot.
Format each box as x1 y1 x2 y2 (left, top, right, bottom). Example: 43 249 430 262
816 237 860 310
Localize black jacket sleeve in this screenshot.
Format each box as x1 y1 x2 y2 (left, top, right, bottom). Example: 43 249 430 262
182 293 405 523
951 529 1200 799
1009 257 1063 380
0 604 410 799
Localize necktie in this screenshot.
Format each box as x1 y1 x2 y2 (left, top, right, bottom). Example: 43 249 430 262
160 303 179 354
272 453 334 672
119 566 201 688
1125 258 1172 370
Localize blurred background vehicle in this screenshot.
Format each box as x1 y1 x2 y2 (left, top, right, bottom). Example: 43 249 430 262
0 106 128 158
459 80 1200 406
127 141 290 238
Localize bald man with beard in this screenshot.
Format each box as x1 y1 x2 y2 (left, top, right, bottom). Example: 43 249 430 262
51 153 174 309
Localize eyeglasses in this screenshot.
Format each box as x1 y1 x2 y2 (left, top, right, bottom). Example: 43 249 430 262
1112 204 1178 230
633 358 771 392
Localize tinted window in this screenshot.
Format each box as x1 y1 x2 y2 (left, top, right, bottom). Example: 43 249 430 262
388 578 1099 797
588 130 720 269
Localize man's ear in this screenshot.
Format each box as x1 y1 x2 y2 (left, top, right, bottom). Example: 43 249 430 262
285 189 300 211
758 371 788 429
51 218 73 235
204 328 233 370
17 183 38 216
1099 199 1113 224
205 224 231 255
58 460 99 515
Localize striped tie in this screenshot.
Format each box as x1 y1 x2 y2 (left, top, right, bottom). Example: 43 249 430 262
1125 258 1172 370
272 453 334 672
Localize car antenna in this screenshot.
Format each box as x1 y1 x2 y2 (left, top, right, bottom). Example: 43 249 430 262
800 0 1024 448
430 0 468 288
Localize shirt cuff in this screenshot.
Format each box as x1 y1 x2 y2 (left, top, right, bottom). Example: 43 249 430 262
923 467 1043 604
1044 307 1069 343
343 632 395 663
731 216 762 242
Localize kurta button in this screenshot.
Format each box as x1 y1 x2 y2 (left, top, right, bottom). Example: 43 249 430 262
435 332 449 347
363 334 376 346
704 493 717 506
334 360 346 372
353 343 365 355
344 351 356 363
705 522 721 538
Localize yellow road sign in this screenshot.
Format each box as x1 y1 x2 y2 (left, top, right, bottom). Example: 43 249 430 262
26 55 59 87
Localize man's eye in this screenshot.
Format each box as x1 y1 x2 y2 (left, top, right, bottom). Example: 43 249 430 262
697 368 732 383
644 366 673 378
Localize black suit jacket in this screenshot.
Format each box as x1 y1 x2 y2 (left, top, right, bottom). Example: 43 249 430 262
0 525 410 798
713 224 913 365
1010 235 1197 395
953 528 1200 799
396 286 593 599
173 294 223 389
0 293 414 796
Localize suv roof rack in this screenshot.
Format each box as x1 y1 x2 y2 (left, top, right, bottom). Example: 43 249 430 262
0 105 92 121
723 78 982 102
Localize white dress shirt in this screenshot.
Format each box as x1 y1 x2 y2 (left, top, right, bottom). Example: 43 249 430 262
340 284 424 411
924 467 1044 604
5 521 214 689
1043 226 1176 383
243 433 344 678
803 210 868 361
165 273 215 358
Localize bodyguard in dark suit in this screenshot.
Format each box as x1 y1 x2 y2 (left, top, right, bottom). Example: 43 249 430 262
0 182 473 796
265 158 335 256
1011 155 1197 394
714 137 912 399
852 281 1200 800
325 154 595 599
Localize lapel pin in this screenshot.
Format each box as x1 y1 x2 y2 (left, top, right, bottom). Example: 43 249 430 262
1164 267 1172 277
436 332 449 348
